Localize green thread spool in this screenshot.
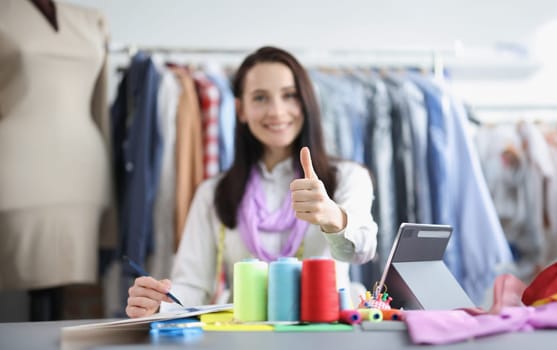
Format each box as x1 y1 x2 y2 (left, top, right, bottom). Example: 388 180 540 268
368 308 383 322
233 259 268 322
357 308 383 322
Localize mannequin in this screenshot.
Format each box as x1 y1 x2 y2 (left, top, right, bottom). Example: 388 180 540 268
0 0 112 320
29 0 58 31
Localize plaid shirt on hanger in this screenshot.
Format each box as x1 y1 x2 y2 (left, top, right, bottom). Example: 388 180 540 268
193 71 220 178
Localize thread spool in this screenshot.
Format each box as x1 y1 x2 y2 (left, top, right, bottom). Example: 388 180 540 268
358 308 382 322
338 288 353 310
338 309 361 325
357 309 369 320
382 309 404 321
300 258 339 323
268 257 302 322
233 259 268 322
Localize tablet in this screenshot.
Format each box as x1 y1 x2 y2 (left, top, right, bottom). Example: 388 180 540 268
376 223 475 310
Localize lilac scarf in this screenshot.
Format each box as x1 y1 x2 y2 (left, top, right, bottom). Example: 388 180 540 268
237 166 308 262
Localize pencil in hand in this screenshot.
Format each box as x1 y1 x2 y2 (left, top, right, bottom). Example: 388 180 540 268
123 255 184 307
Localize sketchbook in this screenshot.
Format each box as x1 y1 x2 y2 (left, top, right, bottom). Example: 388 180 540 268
60 303 233 349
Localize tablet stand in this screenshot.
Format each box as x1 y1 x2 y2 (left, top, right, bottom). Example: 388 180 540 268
386 260 475 310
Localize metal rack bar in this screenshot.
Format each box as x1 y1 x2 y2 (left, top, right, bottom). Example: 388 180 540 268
472 105 557 111
108 44 453 70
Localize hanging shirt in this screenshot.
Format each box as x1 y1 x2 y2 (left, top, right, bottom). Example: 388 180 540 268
204 66 236 172
192 71 220 179
151 65 181 279
445 93 513 304
476 124 541 280
111 52 163 273
161 157 378 309
172 68 204 249
399 78 431 224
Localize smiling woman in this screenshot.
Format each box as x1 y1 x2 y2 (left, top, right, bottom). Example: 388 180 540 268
125 46 379 318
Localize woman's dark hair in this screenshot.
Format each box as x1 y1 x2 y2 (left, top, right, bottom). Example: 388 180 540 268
215 46 337 228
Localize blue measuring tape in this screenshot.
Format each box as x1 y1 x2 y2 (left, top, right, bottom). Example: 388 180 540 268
149 317 204 340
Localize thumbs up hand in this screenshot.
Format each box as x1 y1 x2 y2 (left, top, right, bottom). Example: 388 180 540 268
300 145 318 180
290 147 347 233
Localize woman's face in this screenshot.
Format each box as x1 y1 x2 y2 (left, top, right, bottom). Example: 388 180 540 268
237 62 304 157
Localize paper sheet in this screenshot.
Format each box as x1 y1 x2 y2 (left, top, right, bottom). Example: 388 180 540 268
60 303 232 349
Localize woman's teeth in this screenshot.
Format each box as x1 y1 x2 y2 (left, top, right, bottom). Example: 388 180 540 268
267 123 288 131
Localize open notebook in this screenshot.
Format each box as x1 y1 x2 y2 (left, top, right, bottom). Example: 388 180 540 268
61 303 232 349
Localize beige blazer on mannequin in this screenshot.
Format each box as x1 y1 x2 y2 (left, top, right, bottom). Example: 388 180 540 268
0 0 112 290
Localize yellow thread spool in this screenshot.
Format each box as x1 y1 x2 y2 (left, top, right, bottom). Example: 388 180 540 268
358 308 383 322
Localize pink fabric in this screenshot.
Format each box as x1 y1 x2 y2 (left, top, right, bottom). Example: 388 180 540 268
462 264 555 316
528 302 557 328
463 273 527 316
462 274 526 316
490 273 527 313
405 302 557 345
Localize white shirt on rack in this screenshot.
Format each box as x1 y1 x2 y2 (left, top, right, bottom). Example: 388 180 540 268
161 157 378 310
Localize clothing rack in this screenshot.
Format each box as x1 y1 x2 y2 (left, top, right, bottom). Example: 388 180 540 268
109 44 251 56
470 104 557 125
108 44 454 78
472 105 557 111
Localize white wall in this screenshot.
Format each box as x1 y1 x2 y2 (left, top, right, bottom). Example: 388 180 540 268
64 0 557 49
65 0 557 120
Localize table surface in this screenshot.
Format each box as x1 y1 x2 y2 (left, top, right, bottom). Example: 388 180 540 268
1 318 557 350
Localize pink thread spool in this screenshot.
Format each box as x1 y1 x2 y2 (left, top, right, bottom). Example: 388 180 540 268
338 309 361 325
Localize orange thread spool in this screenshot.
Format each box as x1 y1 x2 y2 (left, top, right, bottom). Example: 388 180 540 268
382 309 404 321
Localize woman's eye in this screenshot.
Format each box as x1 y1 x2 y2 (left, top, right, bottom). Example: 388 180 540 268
253 95 266 102
285 92 299 100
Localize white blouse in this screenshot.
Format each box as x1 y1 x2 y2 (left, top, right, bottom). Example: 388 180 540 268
161 157 378 310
